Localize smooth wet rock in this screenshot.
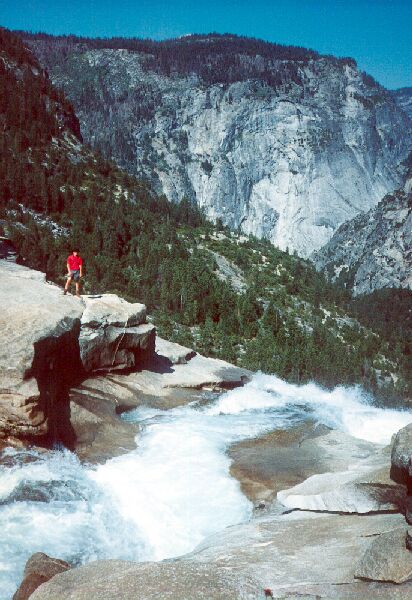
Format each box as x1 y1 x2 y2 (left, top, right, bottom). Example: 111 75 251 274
13 552 70 600
277 442 405 514
69 387 138 463
391 423 412 492
355 528 412 583
29 559 262 600
229 426 384 506
0 261 82 442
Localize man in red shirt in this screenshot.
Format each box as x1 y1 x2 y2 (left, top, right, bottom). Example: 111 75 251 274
63 249 83 297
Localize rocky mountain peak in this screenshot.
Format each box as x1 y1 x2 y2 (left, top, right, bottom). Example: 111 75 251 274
22 32 412 257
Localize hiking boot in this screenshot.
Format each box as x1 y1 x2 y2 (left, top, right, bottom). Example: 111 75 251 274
63 289 67 295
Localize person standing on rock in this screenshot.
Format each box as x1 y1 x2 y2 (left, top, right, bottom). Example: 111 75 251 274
64 249 83 297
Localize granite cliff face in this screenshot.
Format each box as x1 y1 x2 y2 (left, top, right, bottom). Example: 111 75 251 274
313 187 412 296
25 34 412 257
392 87 412 121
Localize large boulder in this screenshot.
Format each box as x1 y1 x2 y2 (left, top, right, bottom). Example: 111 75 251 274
355 528 412 583
0 261 83 444
391 423 412 493
13 552 70 600
79 295 155 372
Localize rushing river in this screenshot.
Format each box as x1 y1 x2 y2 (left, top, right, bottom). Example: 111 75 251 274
1 374 411 598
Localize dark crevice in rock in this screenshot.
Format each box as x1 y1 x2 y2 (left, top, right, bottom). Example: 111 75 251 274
28 321 82 449
290 508 401 517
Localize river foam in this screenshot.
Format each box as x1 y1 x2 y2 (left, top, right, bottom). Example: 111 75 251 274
207 373 412 445
0 374 410 597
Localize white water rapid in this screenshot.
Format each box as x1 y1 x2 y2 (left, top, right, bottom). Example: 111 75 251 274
1 374 411 598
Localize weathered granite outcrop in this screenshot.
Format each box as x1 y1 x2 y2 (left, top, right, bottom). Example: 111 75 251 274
227 420 412 592
229 424 403 509
79 294 155 372
13 553 70 600
0 261 156 448
0 261 83 445
391 423 412 493
277 443 405 514
313 189 412 295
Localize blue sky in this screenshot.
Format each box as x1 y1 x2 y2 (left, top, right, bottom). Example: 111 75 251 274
1 0 411 89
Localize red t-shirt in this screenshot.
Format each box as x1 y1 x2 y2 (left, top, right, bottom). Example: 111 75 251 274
67 254 83 271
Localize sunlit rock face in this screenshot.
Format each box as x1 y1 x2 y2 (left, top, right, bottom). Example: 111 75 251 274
28 36 412 256
312 188 412 296
392 87 412 120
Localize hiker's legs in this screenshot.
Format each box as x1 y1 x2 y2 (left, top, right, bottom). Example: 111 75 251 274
75 281 81 296
65 276 73 292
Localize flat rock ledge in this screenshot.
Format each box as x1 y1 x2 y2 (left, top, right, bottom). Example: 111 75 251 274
29 560 262 600
355 528 412 584
27 513 412 600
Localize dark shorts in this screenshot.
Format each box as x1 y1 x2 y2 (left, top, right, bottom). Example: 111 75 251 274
68 270 80 282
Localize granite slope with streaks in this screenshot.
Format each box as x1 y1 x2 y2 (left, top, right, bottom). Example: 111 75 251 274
27 37 412 257
312 188 412 295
